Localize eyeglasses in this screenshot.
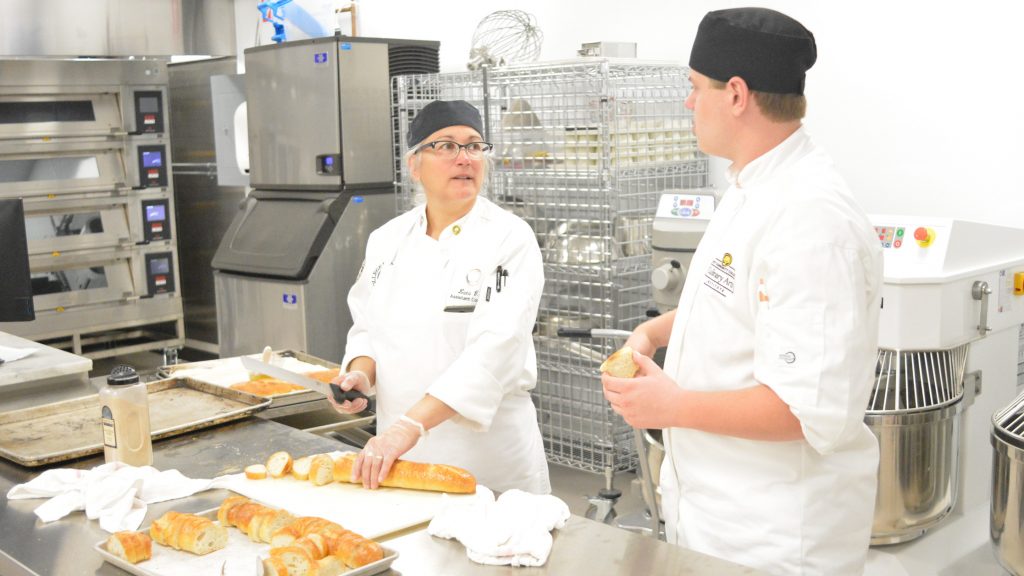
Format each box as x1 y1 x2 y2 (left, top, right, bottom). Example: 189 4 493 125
415 140 493 160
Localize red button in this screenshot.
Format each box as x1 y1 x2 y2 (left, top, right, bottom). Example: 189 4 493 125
914 227 928 241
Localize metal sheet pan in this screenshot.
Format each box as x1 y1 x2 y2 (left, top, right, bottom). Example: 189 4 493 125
93 505 399 576
0 378 271 467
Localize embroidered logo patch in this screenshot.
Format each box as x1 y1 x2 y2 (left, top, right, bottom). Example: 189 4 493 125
370 263 382 287
703 254 735 297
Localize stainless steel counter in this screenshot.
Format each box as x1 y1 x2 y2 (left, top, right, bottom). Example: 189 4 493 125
0 417 761 576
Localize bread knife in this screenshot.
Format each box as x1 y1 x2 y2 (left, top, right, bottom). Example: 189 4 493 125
240 356 369 403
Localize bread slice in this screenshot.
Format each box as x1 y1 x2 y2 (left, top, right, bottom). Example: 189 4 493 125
269 545 317 576
308 454 335 486
150 511 226 555
600 346 639 378
266 451 293 478
291 456 312 481
245 464 267 480
107 531 152 564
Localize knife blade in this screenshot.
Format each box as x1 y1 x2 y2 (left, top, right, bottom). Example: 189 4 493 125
240 356 369 403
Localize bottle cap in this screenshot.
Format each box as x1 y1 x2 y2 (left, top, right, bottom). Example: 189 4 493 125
107 365 140 386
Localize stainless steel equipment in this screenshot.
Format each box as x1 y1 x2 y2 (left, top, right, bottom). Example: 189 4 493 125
0 0 236 58
865 216 1024 572
0 59 184 359
651 190 713 313
168 57 248 354
393 61 709 477
992 391 1024 575
213 36 439 363
867 346 969 544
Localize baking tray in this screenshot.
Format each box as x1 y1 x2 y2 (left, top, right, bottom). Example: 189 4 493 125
94 506 398 576
160 350 341 410
0 378 271 467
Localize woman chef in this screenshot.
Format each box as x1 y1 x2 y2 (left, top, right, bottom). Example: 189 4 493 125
327 100 550 494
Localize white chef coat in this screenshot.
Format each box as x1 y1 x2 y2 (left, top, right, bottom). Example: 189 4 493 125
342 196 551 494
659 127 882 575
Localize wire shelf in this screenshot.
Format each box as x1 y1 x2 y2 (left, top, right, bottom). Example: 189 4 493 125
393 59 708 473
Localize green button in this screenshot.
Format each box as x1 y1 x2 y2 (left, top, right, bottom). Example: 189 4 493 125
896 228 904 237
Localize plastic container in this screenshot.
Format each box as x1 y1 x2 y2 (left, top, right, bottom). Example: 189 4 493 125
99 365 153 466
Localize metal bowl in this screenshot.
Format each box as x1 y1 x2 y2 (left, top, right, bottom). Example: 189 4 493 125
991 403 1024 575
866 403 963 545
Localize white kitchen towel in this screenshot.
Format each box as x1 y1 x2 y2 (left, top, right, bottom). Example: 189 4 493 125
6 462 236 533
427 486 571 567
0 344 36 363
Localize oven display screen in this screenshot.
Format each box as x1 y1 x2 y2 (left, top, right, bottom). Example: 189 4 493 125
150 258 170 275
142 150 163 168
145 204 166 222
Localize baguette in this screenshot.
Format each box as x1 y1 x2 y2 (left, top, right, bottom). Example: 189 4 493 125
332 452 476 494
150 511 227 555
308 453 335 486
320 525 384 568
600 346 639 378
217 495 250 527
271 516 383 569
266 451 293 478
106 531 152 564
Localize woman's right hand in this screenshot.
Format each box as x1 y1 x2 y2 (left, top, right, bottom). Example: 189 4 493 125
327 370 373 414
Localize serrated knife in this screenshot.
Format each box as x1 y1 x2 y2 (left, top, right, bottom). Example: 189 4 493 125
240 356 369 403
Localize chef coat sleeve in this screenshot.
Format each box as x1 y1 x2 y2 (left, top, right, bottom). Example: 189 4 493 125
341 230 379 371
426 220 544 431
752 203 881 455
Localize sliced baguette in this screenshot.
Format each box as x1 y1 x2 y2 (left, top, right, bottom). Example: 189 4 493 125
106 531 152 564
291 455 312 481
266 451 293 478
308 454 335 486
245 464 267 480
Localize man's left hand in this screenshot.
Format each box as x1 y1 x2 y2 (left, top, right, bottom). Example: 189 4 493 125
602 351 684 429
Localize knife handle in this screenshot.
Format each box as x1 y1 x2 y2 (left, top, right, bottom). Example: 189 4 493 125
329 383 369 404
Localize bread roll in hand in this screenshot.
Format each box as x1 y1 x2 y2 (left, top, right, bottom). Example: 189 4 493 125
601 346 639 378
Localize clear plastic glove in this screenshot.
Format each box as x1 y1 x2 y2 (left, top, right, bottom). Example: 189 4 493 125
327 370 373 414
352 416 424 489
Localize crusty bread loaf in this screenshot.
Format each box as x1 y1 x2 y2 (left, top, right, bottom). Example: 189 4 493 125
230 379 305 397
245 464 267 480
600 346 639 378
270 515 383 569
306 368 341 383
266 451 293 478
308 454 335 486
320 525 384 568
149 511 227 555
107 530 152 564
332 452 476 494
291 455 312 481
219 496 294 543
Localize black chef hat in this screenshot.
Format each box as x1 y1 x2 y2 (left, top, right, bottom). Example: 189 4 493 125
407 100 484 148
689 7 817 95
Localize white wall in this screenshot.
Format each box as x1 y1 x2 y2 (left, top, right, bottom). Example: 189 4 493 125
235 1 1024 227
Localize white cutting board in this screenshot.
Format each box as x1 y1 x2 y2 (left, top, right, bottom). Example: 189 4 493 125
220 471 476 539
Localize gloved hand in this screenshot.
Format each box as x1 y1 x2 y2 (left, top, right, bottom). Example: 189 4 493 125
327 370 373 414
352 416 425 489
